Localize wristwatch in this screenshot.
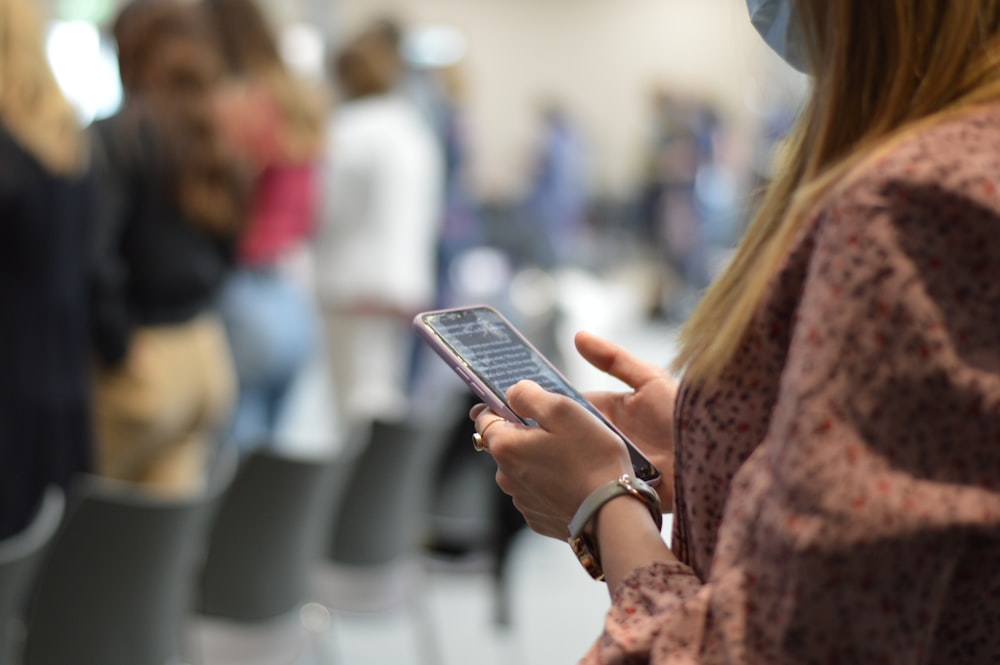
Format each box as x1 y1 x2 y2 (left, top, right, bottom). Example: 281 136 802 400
567 474 662 581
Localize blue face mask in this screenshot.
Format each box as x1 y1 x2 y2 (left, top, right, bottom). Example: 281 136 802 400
745 0 809 73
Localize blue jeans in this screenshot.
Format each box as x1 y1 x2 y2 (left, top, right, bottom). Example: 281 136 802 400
218 268 317 453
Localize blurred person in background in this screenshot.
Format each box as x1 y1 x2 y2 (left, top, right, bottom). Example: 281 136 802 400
470 1 1000 663
204 0 327 455
635 90 714 321
357 16 440 135
350 18 483 307
424 63 484 308
519 100 589 270
0 0 94 538
89 0 248 494
317 25 443 433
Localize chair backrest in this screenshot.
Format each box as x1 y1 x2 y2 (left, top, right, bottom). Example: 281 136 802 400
326 419 449 567
196 449 343 622
22 450 236 665
0 487 65 665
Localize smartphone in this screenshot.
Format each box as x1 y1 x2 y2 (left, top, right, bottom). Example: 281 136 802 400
414 304 660 485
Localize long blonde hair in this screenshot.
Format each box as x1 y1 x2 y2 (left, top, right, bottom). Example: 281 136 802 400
203 0 326 162
0 0 86 174
673 1 1000 381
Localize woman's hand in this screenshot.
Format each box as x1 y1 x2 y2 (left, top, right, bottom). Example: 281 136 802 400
468 331 679 537
574 331 678 508
472 382 634 540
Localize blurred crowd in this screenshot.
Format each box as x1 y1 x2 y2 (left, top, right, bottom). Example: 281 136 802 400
0 0 788 540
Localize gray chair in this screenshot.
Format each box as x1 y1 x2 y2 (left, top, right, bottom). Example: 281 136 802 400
189 448 344 665
0 487 64 665
22 450 236 665
426 393 529 628
313 419 450 665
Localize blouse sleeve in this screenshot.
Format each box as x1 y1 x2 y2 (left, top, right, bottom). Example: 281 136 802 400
581 168 1000 664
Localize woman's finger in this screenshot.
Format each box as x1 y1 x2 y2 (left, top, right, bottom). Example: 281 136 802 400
469 402 489 419
575 330 664 390
505 380 583 430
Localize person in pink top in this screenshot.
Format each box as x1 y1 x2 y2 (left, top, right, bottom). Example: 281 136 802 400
204 0 327 453
468 2 1000 663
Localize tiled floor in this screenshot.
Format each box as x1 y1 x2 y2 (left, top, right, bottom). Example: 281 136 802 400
275 266 680 665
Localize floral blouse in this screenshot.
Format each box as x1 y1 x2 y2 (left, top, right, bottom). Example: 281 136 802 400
582 104 1000 664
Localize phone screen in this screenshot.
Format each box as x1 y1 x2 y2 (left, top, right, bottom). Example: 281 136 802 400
423 307 581 422
419 306 660 483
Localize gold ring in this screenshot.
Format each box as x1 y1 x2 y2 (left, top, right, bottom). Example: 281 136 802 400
472 417 506 452
472 432 488 452
481 417 506 439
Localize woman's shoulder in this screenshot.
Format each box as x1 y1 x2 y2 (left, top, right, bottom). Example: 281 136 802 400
847 103 1000 203
799 104 1000 319
807 103 1000 249
335 95 423 138
1 121 89 190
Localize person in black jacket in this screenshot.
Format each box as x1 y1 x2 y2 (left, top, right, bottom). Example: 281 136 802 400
0 0 94 538
89 0 249 494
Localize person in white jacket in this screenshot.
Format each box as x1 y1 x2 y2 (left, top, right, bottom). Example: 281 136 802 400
317 28 444 433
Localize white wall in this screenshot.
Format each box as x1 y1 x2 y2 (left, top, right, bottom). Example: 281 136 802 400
53 0 804 199
332 0 802 201
71 0 804 200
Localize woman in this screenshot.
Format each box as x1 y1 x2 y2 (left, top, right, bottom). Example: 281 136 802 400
0 0 93 538
204 0 327 454
318 28 443 432
471 2 1000 662
89 0 248 493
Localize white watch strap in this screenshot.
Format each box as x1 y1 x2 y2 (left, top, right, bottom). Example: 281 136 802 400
569 474 661 539
567 474 662 581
